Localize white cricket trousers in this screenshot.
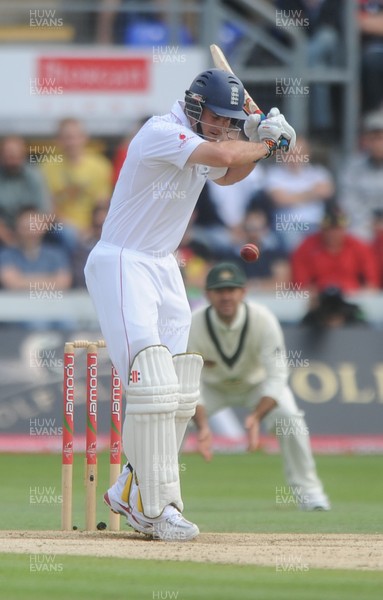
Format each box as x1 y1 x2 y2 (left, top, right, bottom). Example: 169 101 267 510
84 241 191 389
201 383 326 500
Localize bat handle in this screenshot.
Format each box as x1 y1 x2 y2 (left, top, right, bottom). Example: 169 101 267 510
280 138 289 151
254 109 266 121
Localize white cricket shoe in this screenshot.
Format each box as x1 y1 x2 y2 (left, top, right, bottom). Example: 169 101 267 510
299 496 331 511
103 489 154 535
152 505 200 542
104 469 199 541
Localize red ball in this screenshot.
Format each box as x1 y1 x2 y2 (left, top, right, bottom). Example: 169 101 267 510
240 243 260 263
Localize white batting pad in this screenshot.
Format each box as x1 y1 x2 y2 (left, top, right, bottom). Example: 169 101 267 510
173 353 204 451
123 345 181 518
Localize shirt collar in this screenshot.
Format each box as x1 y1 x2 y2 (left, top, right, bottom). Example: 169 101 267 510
210 302 247 332
171 100 192 128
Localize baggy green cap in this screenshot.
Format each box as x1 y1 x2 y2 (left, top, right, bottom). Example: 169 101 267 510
205 262 247 290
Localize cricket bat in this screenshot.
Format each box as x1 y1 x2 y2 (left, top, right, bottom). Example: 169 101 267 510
210 43 289 149
210 43 265 117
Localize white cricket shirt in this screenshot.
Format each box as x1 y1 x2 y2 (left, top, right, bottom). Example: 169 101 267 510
101 101 227 254
188 301 288 400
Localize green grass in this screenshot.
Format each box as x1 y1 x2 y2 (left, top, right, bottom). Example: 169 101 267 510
1 554 383 600
185 453 383 534
1 452 382 600
1 452 381 533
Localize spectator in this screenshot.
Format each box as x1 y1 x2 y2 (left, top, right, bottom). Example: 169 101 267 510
190 183 229 258
0 206 72 292
275 0 342 131
224 205 291 292
192 168 267 258
71 203 109 287
96 0 194 45
338 109 383 241
358 0 383 112
301 285 367 328
291 204 380 294
263 135 335 252
0 135 51 247
40 118 112 252
208 165 266 238
177 222 214 298
371 209 383 288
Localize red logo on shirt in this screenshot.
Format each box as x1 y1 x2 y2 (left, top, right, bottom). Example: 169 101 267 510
178 132 192 148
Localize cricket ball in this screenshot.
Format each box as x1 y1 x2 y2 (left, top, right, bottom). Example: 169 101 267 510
240 243 260 263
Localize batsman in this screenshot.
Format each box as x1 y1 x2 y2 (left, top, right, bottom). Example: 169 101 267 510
84 67 296 541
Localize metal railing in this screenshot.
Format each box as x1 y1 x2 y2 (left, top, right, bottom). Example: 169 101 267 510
0 0 360 153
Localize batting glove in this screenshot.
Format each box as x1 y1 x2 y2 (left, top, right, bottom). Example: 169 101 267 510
266 107 281 119
245 107 296 155
258 111 296 157
244 108 283 142
244 113 263 142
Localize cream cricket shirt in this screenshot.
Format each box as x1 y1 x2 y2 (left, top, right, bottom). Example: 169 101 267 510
101 101 227 255
188 302 289 402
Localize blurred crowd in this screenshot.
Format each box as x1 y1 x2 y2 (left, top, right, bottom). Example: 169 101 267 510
0 109 382 307
0 0 382 324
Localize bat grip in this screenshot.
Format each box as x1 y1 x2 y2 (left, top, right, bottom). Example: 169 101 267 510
280 138 289 151
255 110 266 121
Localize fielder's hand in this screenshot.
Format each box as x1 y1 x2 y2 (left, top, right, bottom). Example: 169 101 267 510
245 413 261 452
197 425 213 462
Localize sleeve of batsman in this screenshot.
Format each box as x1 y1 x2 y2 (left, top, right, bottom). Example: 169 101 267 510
123 345 183 518
173 353 204 452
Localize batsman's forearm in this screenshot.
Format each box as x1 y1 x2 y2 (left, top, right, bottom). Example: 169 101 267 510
216 140 270 167
189 139 269 170
253 396 277 421
216 162 259 185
